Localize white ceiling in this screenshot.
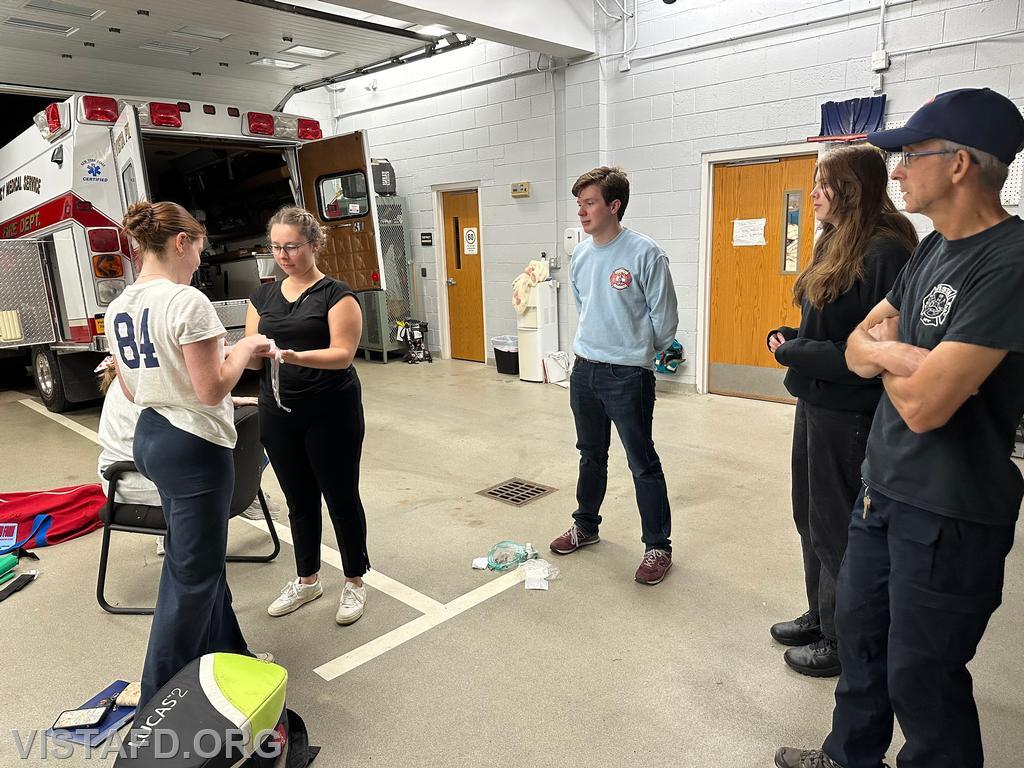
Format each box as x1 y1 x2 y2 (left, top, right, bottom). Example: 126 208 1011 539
0 0 465 108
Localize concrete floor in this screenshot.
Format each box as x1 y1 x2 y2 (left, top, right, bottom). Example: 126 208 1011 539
0 358 1021 767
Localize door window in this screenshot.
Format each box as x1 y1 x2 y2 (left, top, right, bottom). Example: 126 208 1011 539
781 190 802 274
317 171 369 220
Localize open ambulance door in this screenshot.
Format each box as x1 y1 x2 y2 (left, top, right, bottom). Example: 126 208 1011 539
111 105 151 212
297 130 384 292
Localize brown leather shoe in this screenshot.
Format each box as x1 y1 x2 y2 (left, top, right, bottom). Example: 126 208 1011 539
634 548 672 585
549 525 600 555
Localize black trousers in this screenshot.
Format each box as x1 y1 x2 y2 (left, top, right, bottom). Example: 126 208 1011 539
570 359 671 551
259 380 370 579
134 408 248 705
791 400 872 639
823 487 1015 768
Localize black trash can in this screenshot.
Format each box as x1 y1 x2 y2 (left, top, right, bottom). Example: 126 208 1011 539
492 335 519 375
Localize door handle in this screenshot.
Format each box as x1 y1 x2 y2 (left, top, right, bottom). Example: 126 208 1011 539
446 278 457 286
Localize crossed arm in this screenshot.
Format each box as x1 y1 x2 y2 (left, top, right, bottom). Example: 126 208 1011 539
845 299 1007 434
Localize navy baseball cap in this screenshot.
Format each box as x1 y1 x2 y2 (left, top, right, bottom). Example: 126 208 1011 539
867 88 1024 165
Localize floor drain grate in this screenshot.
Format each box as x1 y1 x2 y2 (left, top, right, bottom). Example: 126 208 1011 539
477 478 556 507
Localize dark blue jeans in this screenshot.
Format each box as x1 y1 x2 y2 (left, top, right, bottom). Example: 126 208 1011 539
134 408 249 705
570 358 671 551
823 487 1015 768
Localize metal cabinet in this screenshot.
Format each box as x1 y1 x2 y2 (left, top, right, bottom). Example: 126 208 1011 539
358 195 415 363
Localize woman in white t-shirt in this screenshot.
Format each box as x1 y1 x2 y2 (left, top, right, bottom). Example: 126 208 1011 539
105 200 270 705
96 356 161 507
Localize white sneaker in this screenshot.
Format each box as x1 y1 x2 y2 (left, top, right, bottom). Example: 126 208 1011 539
155 537 165 556
335 582 366 625
268 578 323 617
252 651 275 663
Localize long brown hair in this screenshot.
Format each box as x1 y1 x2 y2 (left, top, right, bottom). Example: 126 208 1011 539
793 145 917 309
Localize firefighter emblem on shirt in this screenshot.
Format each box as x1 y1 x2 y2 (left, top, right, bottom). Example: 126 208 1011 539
920 283 957 327
609 268 632 290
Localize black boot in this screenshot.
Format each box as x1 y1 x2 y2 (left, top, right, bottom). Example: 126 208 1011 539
784 636 841 677
770 610 822 646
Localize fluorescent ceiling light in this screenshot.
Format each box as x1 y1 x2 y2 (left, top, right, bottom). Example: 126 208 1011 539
250 57 305 70
3 15 77 34
171 24 231 42
281 43 337 59
139 39 201 55
24 0 103 20
415 25 449 37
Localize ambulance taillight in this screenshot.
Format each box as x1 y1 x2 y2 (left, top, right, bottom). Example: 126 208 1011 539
298 118 322 140
87 227 127 304
33 102 70 140
246 112 275 136
81 96 118 123
149 102 183 128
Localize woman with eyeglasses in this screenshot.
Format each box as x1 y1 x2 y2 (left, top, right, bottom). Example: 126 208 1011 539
245 206 371 626
765 145 918 678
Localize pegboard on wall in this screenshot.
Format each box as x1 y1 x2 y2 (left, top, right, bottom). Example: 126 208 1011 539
883 112 1024 210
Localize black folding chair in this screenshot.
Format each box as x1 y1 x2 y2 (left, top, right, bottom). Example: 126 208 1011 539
95 405 281 615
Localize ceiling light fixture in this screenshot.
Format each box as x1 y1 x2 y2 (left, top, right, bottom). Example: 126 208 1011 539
281 44 338 59
171 25 231 42
2 16 78 35
139 39 200 55
25 0 103 20
249 57 305 70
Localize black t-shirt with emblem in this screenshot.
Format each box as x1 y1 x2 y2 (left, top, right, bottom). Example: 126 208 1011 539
250 277 359 404
862 215 1024 526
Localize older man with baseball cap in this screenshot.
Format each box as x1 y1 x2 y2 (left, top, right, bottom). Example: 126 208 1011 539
775 87 1024 768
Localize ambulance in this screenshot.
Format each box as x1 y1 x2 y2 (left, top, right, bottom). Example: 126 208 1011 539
0 93 385 411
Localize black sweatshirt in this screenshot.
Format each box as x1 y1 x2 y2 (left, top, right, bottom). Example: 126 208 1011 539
768 236 912 413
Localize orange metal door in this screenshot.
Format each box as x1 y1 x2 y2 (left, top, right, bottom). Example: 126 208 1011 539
441 190 484 362
709 154 817 401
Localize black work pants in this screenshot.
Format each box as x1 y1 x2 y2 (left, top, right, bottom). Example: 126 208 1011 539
790 400 872 638
823 487 1015 768
260 380 370 579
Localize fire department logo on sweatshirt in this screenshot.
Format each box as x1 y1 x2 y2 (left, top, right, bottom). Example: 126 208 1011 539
920 283 957 327
609 268 632 290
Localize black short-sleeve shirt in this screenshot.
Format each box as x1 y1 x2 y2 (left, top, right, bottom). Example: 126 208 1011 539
862 216 1024 526
250 277 359 403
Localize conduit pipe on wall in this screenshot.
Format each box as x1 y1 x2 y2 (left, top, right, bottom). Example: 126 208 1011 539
625 0 916 65
336 59 561 120
890 28 1024 56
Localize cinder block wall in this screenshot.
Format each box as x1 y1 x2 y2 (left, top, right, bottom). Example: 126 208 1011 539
300 0 1023 387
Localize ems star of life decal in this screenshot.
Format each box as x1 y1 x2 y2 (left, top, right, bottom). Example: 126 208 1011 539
920 283 957 327
609 267 632 290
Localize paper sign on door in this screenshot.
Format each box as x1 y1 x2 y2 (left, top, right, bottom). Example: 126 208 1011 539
463 227 479 255
732 218 766 246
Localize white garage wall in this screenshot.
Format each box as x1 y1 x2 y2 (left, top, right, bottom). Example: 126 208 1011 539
302 0 1024 388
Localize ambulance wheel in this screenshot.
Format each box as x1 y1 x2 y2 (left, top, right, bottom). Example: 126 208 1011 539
32 346 68 412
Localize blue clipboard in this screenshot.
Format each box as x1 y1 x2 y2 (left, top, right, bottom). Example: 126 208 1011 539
45 680 137 747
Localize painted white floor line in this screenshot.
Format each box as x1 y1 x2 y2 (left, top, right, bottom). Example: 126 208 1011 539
238 516 445 615
19 398 101 445
20 396 524 679
313 568 524 681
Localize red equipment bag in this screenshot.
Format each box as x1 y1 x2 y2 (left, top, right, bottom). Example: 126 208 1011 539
0 484 105 555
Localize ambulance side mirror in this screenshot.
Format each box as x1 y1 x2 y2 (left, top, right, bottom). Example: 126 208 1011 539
50 146 64 168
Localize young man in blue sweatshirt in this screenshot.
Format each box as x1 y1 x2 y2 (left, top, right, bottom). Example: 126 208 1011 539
549 166 680 585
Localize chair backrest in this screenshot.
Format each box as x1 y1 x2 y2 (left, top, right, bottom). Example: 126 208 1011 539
230 405 264 518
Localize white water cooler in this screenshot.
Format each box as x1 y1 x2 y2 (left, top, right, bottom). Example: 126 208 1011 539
517 280 559 382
